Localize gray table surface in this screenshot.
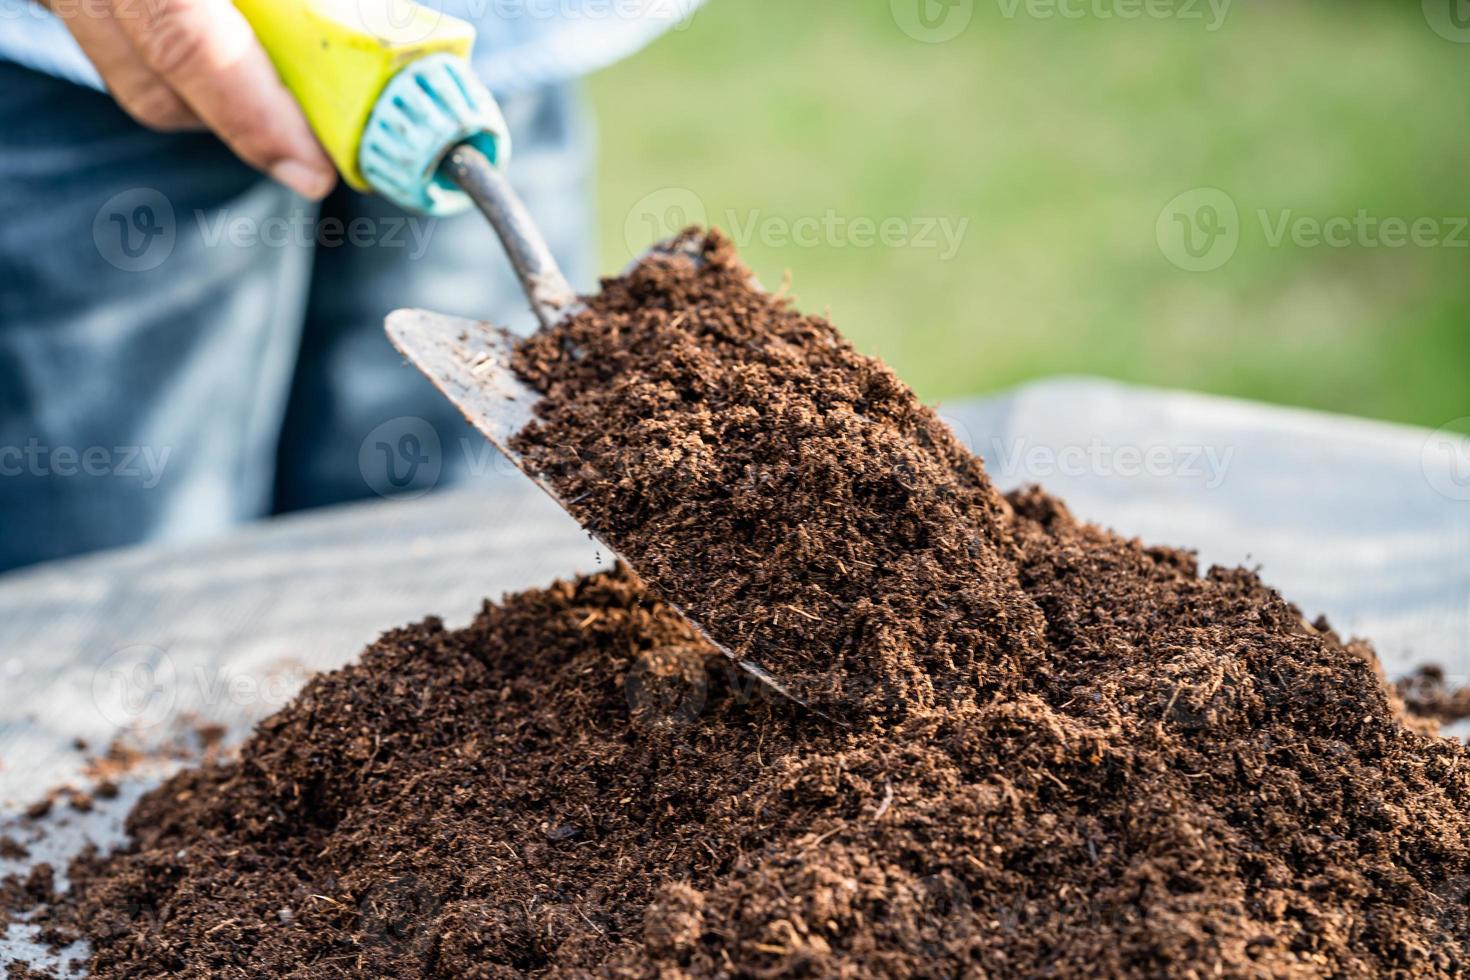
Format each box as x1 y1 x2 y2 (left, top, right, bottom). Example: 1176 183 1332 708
2 377 1467 967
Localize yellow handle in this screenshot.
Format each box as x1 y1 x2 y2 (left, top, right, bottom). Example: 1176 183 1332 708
235 0 476 190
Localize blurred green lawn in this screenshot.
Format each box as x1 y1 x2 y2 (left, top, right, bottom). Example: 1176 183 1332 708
587 0 1470 432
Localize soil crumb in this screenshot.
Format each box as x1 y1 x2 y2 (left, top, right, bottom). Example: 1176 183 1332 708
7 231 1470 978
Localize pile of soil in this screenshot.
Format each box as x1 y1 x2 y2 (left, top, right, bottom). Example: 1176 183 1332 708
7 231 1470 977
511 234 1044 721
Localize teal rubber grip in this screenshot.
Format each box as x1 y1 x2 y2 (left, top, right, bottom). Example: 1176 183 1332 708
359 53 511 216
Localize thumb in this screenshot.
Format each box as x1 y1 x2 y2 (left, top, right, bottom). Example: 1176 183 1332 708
118 0 337 199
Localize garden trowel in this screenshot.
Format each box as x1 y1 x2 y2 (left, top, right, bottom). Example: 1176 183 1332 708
244 0 801 705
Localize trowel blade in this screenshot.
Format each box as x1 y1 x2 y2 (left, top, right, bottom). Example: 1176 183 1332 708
384 307 806 710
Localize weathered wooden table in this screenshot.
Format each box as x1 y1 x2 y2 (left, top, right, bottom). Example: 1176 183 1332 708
2 378 1467 968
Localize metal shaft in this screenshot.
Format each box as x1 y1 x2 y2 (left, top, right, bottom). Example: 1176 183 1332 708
442 143 579 331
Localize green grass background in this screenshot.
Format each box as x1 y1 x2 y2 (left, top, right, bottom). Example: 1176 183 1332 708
586 0 1470 431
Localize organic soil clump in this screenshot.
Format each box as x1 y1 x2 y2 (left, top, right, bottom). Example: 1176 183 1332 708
512 232 1047 721
7 232 1470 978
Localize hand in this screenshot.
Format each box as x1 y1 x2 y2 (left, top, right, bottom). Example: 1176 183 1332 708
53 0 337 200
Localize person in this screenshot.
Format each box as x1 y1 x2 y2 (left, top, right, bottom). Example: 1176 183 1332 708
0 0 698 574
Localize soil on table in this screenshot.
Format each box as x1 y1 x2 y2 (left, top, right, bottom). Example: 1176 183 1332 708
7 231 1470 978
511 233 1046 722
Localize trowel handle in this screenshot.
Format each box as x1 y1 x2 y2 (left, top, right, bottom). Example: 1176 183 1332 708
443 144 579 330
237 0 511 216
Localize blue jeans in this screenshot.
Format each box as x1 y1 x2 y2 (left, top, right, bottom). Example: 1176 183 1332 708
0 62 594 574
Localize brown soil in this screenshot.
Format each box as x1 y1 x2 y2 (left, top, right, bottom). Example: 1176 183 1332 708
511 233 1044 722
7 231 1470 977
